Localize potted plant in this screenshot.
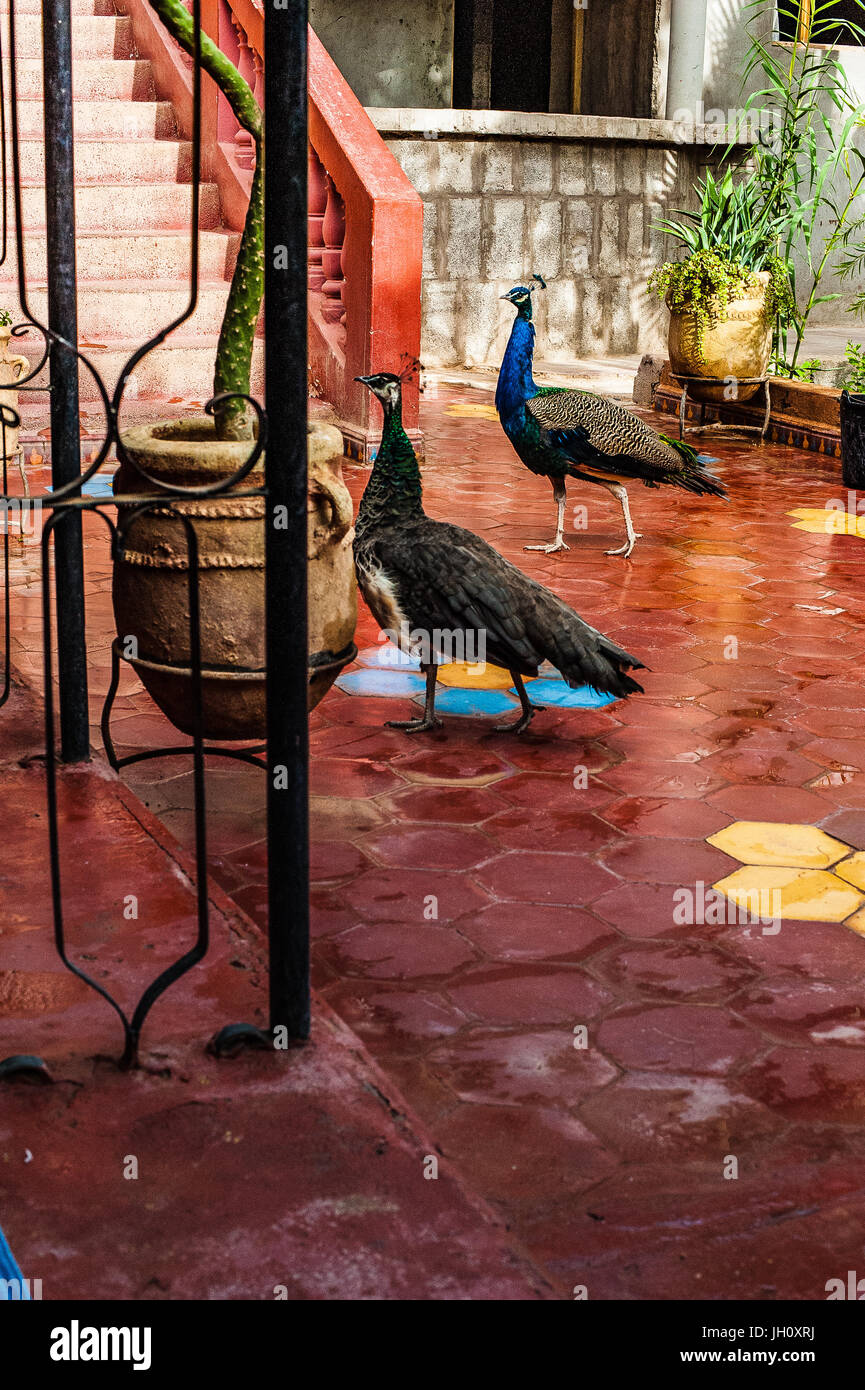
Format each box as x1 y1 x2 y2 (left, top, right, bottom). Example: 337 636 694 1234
0 309 31 465
112 4 357 738
648 168 795 402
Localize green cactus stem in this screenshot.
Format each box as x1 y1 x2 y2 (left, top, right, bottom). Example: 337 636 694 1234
147 0 263 440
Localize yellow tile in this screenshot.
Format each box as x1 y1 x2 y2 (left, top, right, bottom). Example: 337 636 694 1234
444 402 499 421
712 865 865 923
707 820 851 869
787 507 865 537
437 661 519 690
841 906 865 936
833 852 865 890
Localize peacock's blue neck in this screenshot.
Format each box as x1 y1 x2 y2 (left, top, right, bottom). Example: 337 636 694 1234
496 314 539 427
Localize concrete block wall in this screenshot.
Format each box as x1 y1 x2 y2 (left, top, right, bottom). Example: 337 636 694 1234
376 119 722 369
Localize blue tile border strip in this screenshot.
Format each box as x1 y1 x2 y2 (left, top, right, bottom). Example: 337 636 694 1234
0 1223 28 1298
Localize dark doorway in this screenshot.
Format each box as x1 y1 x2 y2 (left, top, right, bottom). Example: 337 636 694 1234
452 0 558 111
490 0 553 111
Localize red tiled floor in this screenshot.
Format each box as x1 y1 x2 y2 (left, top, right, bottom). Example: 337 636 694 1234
7 384 865 1299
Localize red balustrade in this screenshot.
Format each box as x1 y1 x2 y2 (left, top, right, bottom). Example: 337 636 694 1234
115 1 423 457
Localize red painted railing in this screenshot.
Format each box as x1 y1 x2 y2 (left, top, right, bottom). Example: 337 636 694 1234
116 3 423 457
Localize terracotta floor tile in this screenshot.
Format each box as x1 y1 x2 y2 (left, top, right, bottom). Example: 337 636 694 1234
428 1028 618 1107
600 796 732 839
599 836 736 885
459 901 615 963
318 920 479 980
595 941 754 1003
445 964 614 1025
577 1071 783 1162
473 850 618 905
358 824 497 871
600 759 728 799
484 806 621 854
596 1004 765 1074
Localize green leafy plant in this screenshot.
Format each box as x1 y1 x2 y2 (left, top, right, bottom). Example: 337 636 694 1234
655 168 788 269
147 0 262 441
0 309 12 328
729 0 865 373
844 340 865 391
648 244 792 364
650 166 796 364
784 356 822 381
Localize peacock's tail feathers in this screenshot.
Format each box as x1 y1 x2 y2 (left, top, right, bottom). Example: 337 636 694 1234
657 433 728 498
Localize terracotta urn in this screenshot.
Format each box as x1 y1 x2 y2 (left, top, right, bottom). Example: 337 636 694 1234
112 417 357 739
667 270 772 403
0 324 30 462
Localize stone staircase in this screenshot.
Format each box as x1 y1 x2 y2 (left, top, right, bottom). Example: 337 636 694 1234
1 0 252 444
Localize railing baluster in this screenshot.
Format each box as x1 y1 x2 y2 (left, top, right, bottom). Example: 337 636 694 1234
320 173 345 328
307 146 326 292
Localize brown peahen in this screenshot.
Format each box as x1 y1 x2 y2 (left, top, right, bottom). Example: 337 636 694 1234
496 277 727 556
352 369 645 735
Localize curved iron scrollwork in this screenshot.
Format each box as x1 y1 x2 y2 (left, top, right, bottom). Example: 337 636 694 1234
0 0 288 1073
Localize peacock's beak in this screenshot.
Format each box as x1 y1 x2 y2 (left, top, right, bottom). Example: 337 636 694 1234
355 375 373 386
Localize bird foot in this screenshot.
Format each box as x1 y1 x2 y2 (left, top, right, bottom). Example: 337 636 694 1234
493 704 545 735
524 540 570 554
385 716 443 734
605 533 641 558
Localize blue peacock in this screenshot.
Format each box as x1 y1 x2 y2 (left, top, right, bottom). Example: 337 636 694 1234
495 276 727 557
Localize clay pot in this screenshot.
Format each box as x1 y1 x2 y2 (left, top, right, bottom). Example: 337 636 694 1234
0 324 30 462
112 417 357 739
667 270 771 403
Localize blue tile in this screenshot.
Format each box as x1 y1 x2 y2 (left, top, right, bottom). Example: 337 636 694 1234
46 473 116 500
520 678 616 709
0 1223 27 1297
356 643 421 671
336 669 427 699
421 686 518 718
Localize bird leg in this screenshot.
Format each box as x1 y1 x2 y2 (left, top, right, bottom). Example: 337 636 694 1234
603 483 642 558
494 671 545 735
386 662 442 733
525 478 570 554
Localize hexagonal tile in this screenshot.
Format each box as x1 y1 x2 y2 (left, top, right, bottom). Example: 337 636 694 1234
428 1028 618 1106
707 821 851 869
787 507 865 537
834 853 865 891
596 1004 763 1074
713 865 865 923
436 661 515 689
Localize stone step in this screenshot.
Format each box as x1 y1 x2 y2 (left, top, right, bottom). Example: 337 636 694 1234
7 280 235 339
13 336 264 404
18 179 221 230
11 57 154 100
12 98 176 140
1 228 237 281
1 14 134 60
0 0 113 11
13 137 192 184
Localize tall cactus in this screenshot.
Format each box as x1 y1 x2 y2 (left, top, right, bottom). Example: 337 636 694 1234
147 0 263 440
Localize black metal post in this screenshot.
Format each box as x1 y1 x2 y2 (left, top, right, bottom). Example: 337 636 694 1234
42 0 89 762
263 0 310 1039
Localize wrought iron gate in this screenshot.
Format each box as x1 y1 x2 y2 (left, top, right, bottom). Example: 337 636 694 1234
0 0 311 1075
